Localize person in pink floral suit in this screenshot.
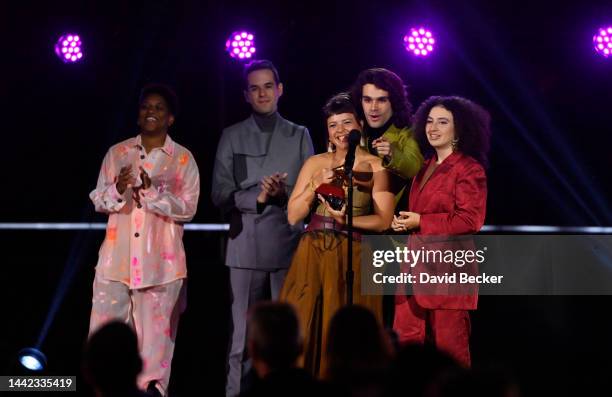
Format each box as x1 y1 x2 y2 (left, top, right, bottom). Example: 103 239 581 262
88 84 200 397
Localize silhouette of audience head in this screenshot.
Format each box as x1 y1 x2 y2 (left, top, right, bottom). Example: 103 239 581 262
325 305 392 397
247 301 302 377
83 321 143 396
385 343 462 397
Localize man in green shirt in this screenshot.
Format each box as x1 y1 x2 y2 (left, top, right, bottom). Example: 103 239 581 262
351 68 423 181
351 69 424 327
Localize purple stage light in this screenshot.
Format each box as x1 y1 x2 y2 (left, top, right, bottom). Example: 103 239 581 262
55 33 83 63
226 31 256 60
593 26 612 58
404 27 435 57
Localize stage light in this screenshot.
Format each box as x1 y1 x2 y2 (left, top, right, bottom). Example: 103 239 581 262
225 31 256 60
593 26 612 58
18 348 47 371
55 34 83 63
403 27 435 57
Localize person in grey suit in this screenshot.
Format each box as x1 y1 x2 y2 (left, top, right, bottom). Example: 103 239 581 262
211 60 314 397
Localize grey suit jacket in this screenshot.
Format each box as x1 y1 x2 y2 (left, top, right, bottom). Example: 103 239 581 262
211 114 314 270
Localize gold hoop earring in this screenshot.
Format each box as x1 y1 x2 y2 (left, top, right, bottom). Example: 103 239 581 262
327 141 336 153
451 137 459 152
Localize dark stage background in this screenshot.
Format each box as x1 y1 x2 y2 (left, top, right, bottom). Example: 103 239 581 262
2 0 612 396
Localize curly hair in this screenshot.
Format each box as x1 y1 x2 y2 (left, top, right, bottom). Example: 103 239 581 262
139 83 179 116
413 96 491 167
350 68 412 128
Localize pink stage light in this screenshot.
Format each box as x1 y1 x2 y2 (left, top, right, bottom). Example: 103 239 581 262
593 26 612 58
226 31 256 60
404 27 435 57
55 33 83 63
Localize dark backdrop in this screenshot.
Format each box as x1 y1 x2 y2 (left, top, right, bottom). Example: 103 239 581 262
2 1 612 396
3 0 612 225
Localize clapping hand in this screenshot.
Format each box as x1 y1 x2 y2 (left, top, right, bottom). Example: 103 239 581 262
262 172 288 197
130 167 152 205
116 165 136 195
139 166 152 190
258 172 288 203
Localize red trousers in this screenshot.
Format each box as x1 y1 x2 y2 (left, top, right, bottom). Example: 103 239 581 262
393 294 471 367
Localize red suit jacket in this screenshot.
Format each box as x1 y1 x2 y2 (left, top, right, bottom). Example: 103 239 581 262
408 152 487 310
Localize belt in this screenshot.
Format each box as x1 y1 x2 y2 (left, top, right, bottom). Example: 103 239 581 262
305 213 362 240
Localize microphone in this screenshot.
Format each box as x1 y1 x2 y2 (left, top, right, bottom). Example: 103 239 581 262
316 130 361 211
344 129 361 174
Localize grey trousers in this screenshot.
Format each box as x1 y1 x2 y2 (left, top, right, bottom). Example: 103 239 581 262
225 267 288 397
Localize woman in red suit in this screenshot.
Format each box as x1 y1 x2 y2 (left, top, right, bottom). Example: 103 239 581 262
391 96 491 367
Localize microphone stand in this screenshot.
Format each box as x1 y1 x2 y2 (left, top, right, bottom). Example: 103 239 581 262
346 164 354 305
343 130 361 306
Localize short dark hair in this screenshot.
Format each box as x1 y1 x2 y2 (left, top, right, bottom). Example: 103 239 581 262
139 83 179 116
350 68 413 128
247 302 301 370
82 321 142 393
243 59 281 88
322 92 360 122
326 305 391 382
413 96 491 167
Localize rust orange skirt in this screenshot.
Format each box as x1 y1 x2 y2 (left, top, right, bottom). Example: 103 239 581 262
280 231 382 378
